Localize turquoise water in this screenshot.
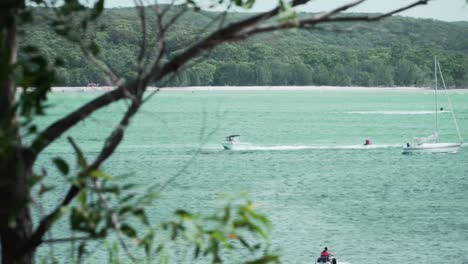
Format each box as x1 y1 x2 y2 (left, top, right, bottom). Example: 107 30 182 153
36 90 468 263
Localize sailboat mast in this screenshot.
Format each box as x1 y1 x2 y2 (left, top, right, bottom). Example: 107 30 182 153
434 56 439 141
437 61 464 144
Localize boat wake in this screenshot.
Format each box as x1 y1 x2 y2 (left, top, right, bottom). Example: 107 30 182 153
346 110 450 115
225 144 402 151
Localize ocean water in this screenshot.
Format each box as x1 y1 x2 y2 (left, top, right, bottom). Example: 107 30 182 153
35 89 468 263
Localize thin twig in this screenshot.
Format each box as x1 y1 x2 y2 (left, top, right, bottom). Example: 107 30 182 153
153 3 167 70
135 0 148 77
79 44 122 86
42 237 95 244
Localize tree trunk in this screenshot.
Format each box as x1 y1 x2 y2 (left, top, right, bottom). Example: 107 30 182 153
0 13 34 264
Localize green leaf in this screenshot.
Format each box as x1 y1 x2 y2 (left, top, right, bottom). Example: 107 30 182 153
133 208 150 226
68 137 87 169
138 192 160 204
223 205 231 224
118 206 133 216
139 230 154 254
247 209 271 227
175 209 191 219
155 244 164 254
53 206 69 222
53 157 69 175
101 185 120 194
194 245 201 259
238 236 252 251
210 231 231 249
89 169 111 180
39 184 56 196
121 183 137 190
78 190 87 207
120 224 137 239
120 193 135 203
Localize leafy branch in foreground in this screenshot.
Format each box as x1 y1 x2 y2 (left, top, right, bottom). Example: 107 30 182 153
156 197 277 264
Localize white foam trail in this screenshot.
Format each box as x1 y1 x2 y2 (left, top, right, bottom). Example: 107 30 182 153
347 110 450 115
229 144 402 151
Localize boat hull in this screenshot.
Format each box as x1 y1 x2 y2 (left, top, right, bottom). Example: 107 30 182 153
222 142 233 150
222 142 250 150
402 143 461 154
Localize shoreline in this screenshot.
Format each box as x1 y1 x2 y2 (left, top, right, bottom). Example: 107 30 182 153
50 86 468 93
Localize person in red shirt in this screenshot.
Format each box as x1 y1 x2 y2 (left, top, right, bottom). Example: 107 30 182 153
320 247 331 262
364 138 371 145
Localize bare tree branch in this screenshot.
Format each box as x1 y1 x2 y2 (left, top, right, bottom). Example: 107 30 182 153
159 0 177 19
47 4 123 87
42 237 95 244
135 0 148 77
243 0 429 36
151 2 189 72
142 0 295 85
164 4 189 31
79 44 122 86
28 87 122 162
153 3 167 70
190 2 232 45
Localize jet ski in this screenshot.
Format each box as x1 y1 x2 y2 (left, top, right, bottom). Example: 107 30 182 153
316 256 337 264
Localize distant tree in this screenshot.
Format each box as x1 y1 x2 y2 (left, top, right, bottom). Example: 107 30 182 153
0 0 433 263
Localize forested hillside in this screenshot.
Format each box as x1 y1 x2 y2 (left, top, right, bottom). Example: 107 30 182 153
23 6 468 87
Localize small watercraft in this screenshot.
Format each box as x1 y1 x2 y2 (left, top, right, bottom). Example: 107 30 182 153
364 138 371 146
316 256 337 264
222 135 241 150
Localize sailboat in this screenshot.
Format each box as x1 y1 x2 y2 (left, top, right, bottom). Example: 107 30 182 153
402 57 463 154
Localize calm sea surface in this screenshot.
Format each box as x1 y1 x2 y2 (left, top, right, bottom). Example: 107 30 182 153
35 89 468 263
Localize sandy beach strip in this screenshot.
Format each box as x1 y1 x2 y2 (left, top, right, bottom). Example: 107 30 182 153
50 86 468 93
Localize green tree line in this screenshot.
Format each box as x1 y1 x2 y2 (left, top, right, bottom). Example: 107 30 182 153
23 7 468 88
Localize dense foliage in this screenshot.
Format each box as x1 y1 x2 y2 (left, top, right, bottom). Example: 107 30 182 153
23 7 468 88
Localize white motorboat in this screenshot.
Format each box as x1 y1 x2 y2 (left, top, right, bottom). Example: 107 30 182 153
402 57 463 154
402 142 461 154
222 135 249 150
